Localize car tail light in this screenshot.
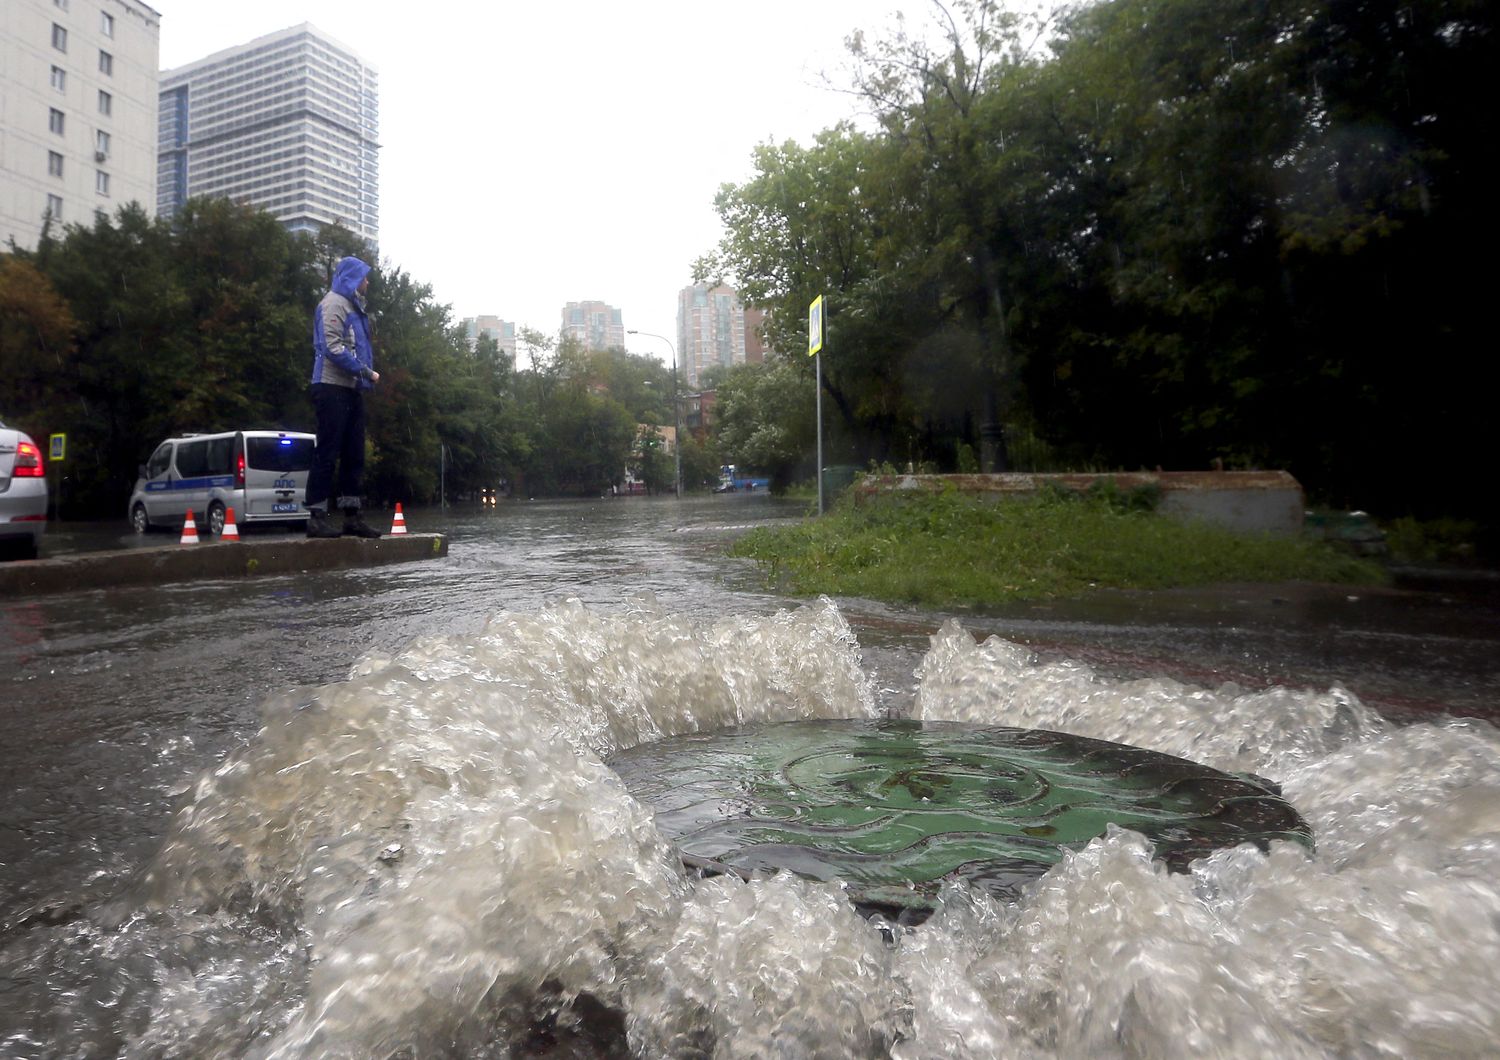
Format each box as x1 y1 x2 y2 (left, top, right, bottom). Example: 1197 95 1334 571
236 451 246 487
13 441 44 477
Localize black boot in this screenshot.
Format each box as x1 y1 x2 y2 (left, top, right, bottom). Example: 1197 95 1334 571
306 510 342 539
342 507 382 538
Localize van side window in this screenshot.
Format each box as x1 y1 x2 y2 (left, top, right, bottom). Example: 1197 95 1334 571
147 444 172 479
206 436 235 474
176 440 209 477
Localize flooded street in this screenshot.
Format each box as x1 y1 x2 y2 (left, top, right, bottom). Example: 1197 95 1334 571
2 493 1498 1057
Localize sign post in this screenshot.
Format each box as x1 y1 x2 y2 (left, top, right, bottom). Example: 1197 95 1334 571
47 434 67 520
808 296 825 515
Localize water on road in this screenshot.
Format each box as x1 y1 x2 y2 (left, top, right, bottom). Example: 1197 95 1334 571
2 494 1497 1057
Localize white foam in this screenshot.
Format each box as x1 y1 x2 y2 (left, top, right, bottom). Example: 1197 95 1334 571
14 601 1499 1058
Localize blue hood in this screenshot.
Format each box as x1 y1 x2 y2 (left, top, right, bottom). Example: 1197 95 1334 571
331 256 372 301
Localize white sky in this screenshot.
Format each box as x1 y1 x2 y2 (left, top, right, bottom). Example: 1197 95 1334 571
155 0 912 363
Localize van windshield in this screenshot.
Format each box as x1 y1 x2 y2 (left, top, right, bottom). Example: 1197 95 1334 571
246 437 314 473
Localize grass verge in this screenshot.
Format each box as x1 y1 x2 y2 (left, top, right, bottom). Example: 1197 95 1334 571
729 489 1386 606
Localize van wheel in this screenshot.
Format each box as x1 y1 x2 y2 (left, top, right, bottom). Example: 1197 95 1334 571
131 504 150 534
206 501 226 538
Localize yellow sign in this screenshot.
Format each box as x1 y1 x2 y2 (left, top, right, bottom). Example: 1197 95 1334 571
49 433 66 461
808 295 824 356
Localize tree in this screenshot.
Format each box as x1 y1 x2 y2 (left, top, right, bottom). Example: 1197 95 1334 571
0 256 77 431
585 347 674 424
711 129 935 466
713 360 818 491
845 0 1051 470
712 3 1057 473
633 424 674 495
1027 0 1496 513
678 431 722 494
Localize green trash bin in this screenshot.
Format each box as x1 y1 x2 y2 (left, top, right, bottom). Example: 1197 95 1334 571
820 465 861 501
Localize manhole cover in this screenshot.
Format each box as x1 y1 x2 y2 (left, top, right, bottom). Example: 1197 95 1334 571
608 719 1311 917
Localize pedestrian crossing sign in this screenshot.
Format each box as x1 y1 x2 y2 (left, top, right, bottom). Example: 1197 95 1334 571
808 295 824 356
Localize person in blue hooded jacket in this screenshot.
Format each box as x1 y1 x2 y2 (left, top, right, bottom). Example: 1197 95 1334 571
306 256 383 538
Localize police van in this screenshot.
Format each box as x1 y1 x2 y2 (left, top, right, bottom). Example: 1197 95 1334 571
128 430 316 536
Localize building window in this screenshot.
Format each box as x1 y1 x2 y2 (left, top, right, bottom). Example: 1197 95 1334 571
98 89 112 116
52 23 68 52
54 0 68 8
101 11 114 37
96 170 110 196
48 151 65 177
51 66 67 92
47 194 64 221
49 108 66 135
99 51 113 76
95 129 111 155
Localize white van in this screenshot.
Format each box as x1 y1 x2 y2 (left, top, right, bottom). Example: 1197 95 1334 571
128 430 316 536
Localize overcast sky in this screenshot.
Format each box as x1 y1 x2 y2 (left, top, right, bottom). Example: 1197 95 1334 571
155 1 913 363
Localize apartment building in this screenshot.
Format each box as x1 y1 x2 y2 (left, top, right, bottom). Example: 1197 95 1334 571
462 315 518 360
560 300 625 352
1 0 161 249
158 23 378 245
676 283 748 389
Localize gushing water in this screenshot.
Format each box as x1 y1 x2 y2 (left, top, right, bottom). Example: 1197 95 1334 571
2 598 1497 1058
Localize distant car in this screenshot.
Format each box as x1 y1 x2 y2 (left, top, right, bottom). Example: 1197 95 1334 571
128 429 316 536
0 420 48 559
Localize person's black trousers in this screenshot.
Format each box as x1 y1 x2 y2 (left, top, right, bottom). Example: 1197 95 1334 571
306 382 366 512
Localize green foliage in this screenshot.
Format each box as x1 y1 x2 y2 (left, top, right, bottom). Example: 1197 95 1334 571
705 0 1495 527
713 360 816 489
3 199 653 513
7 0 1493 527
0 256 76 433
732 489 1383 606
678 432 722 493
507 338 654 496
1382 517 1483 566
1083 478 1162 513
10 201 321 514
633 424 673 494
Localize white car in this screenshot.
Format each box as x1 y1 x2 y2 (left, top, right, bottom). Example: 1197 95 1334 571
0 420 48 559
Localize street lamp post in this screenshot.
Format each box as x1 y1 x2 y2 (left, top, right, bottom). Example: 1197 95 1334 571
628 329 682 499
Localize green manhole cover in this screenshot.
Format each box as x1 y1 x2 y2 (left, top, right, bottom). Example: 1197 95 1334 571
608 719 1311 918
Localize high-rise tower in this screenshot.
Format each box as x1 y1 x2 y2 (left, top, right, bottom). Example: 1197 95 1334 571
561 301 625 353
676 284 746 389
158 23 378 244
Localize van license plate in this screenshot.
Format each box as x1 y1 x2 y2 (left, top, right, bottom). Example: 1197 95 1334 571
272 503 300 513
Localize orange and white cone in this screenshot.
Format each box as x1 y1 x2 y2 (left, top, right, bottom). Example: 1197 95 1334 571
390 503 408 535
180 510 200 545
221 506 240 541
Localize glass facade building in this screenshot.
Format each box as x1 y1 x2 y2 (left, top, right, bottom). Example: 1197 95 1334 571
157 23 378 245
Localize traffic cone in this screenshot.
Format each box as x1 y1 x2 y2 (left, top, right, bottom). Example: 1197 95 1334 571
221 506 240 541
390 503 408 535
180 510 200 545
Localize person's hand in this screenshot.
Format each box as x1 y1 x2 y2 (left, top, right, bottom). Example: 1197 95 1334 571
369 370 380 384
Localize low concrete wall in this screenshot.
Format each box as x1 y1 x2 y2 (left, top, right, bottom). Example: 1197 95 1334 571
852 471 1306 537
0 533 448 597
